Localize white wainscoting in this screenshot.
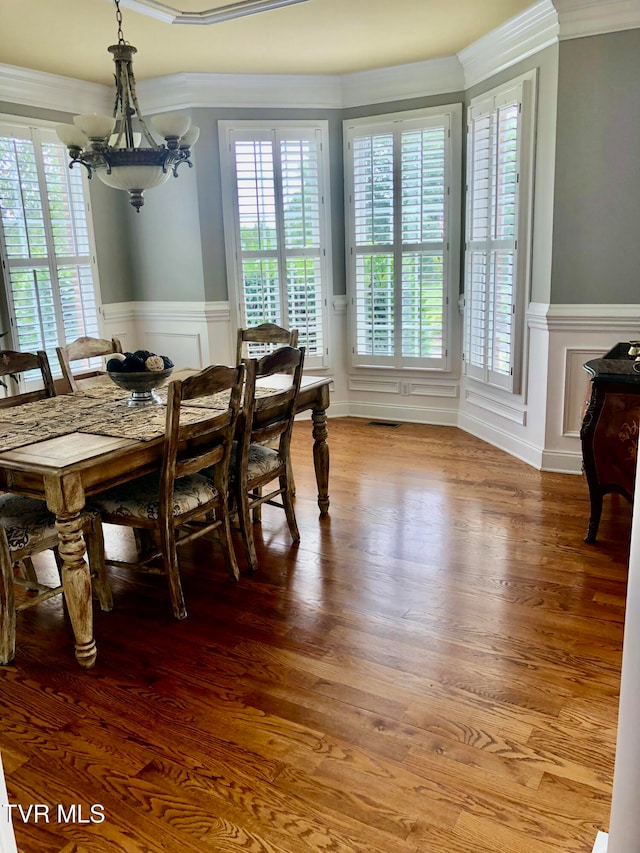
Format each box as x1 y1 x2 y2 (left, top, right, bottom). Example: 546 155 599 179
102 301 234 368
101 300 640 474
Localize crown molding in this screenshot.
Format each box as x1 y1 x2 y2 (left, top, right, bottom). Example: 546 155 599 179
340 57 464 107
119 0 310 25
553 0 640 39
138 71 343 110
458 0 558 89
0 64 111 116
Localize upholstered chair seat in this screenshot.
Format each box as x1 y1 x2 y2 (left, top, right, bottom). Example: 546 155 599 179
91 473 220 521
0 495 58 551
86 364 245 621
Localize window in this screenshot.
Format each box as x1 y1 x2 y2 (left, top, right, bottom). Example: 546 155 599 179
344 106 460 370
219 121 332 369
0 120 101 375
463 73 536 392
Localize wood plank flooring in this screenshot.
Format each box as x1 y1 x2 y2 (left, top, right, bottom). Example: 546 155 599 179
0 418 631 852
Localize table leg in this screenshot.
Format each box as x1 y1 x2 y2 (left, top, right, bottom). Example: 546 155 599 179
311 406 330 516
44 474 96 669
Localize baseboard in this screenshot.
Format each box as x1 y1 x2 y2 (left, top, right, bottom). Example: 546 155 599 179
346 401 458 427
540 447 583 475
592 831 608 852
458 410 544 469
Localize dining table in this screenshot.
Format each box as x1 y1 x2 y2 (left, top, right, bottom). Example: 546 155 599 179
0 370 332 668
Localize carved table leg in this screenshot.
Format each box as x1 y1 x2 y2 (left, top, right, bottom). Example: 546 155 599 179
45 474 96 668
311 407 330 516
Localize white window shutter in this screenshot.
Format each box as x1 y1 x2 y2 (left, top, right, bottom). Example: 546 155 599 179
346 108 455 370
0 125 101 376
464 78 533 393
221 123 331 369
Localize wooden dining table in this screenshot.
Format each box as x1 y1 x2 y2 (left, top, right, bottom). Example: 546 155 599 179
0 371 332 668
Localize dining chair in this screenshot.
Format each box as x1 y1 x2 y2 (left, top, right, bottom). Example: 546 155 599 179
0 495 112 665
235 322 299 364
0 349 56 408
56 336 123 394
236 323 300 497
233 345 305 572
88 363 245 620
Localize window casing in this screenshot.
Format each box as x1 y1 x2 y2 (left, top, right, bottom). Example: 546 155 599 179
0 120 101 378
463 73 536 393
219 121 332 369
344 106 461 371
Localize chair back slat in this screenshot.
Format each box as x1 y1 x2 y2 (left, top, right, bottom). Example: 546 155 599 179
56 336 122 393
0 349 55 408
236 323 298 364
241 346 305 461
162 364 244 513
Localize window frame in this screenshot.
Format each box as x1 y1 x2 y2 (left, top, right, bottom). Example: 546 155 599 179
0 115 103 381
463 71 537 394
344 104 461 372
219 119 333 371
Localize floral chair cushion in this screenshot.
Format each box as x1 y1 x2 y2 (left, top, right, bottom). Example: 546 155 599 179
90 472 220 521
244 443 283 479
0 494 57 552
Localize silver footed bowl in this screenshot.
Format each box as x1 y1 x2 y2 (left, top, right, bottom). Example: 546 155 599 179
107 368 173 407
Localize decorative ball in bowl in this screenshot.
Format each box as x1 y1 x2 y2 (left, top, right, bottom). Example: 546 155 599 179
106 351 174 407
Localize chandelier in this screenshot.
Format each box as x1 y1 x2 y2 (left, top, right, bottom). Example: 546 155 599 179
55 0 199 212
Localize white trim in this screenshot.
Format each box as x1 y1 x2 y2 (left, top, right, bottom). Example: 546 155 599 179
540 447 583 473
592 831 608 852
528 302 640 331
348 403 458 427
137 72 343 110
458 0 558 89
119 0 311 26
458 409 543 468
0 752 17 853
0 63 111 116
555 0 640 40
340 57 464 107
105 300 230 323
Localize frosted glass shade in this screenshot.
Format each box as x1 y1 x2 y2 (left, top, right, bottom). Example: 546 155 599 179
96 165 172 191
150 113 191 139
55 124 87 148
180 126 200 148
108 132 142 148
74 114 116 139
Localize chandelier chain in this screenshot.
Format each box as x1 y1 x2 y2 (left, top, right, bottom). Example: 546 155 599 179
114 0 125 45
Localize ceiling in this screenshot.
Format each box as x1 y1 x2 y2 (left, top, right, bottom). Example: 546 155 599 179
0 0 535 86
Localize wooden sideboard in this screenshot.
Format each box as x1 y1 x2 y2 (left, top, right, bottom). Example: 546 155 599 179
581 343 640 542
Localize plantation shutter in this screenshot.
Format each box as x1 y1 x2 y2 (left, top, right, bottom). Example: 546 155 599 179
226 125 329 368
0 123 100 373
346 111 451 369
464 84 524 391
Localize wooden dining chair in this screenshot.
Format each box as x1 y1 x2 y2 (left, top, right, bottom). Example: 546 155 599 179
0 495 112 665
88 363 245 620
56 336 123 394
235 322 299 364
233 345 305 572
236 323 300 496
0 349 55 408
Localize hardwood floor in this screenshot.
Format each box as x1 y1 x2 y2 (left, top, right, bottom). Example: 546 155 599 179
0 418 631 852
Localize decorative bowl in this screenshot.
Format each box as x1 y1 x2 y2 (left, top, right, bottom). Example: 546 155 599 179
107 368 173 407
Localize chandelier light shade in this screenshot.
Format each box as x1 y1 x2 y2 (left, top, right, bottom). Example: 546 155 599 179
55 0 198 212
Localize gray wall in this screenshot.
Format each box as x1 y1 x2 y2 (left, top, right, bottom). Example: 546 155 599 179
465 44 559 305
551 29 640 304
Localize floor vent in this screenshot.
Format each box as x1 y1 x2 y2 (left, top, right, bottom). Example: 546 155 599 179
367 421 401 428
